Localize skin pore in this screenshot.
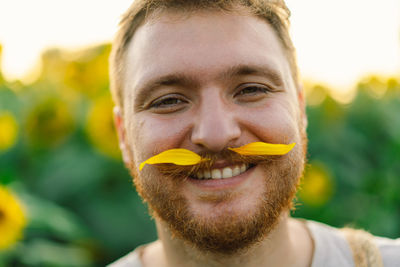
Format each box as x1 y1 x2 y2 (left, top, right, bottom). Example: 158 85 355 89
115 8 313 267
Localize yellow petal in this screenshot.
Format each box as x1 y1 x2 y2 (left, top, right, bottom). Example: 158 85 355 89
228 142 296 155
139 149 204 171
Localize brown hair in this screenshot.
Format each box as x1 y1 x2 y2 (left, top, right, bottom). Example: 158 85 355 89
109 0 298 108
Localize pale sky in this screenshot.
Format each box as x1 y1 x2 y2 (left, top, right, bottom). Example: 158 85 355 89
0 0 399 91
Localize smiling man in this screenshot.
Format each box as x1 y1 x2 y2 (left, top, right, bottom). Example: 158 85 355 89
108 1 399 267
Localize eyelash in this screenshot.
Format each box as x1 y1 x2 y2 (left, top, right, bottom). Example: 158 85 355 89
235 85 271 97
148 84 271 111
149 95 187 109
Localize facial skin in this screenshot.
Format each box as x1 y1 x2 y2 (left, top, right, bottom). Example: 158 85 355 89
116 9 307 256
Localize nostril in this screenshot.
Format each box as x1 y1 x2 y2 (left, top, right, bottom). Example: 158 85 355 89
191 125 241 152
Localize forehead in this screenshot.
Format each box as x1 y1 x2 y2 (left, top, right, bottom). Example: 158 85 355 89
124 10 293 101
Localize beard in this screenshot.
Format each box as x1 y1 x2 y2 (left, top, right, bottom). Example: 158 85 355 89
127 127 307 255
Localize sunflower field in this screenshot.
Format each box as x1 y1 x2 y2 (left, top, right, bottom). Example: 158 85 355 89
0 43 399 266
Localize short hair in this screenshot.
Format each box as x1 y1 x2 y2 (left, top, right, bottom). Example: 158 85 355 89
109 0 298 108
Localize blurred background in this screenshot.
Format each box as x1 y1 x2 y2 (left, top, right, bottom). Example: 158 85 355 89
0 0 399 266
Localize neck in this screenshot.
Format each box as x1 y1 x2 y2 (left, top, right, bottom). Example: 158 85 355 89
145 213 313 267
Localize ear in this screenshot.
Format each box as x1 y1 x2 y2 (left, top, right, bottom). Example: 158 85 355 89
113 106 132 166
297 85 308 129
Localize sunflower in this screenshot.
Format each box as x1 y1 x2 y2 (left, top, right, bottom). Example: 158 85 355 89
86 95 120 159
299 162 335 207
25 98 74 148
0 112 19 152
0 185 27 250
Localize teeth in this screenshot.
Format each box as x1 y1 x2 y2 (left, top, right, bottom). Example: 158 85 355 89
232 165 240 176
211 169 222 179
197 172 204 179
194 164 250 180
240 164 246 173
222 167 233 179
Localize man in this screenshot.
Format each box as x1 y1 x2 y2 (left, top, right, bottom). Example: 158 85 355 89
108 0 400 266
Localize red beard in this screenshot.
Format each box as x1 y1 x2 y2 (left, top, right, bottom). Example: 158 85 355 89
128 130 307 255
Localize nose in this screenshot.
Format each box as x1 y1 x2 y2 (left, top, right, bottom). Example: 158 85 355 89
191 95 241 152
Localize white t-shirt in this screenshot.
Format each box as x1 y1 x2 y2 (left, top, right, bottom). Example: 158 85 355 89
108 220 400 267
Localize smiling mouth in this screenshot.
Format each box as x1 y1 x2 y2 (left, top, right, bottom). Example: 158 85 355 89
191 163 255 180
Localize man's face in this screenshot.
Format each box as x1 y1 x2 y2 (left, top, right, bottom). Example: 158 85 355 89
119 10 307 254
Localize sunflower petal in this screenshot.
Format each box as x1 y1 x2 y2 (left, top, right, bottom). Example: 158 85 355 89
228 142 296 155
139 149 204 170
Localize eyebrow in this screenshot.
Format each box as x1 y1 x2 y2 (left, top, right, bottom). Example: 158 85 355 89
134 63 284 108
134 74 199 109
220 64 284 87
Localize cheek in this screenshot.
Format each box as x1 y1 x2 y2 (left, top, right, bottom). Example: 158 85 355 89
238 101 300 143
130 114 192 162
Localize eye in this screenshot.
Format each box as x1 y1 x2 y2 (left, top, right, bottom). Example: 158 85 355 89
149 94 188 113
235 84 271 102
237 86 268 95
151 97 182 107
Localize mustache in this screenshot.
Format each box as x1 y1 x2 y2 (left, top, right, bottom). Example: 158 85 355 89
139 142 296 172
153 149 285 178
